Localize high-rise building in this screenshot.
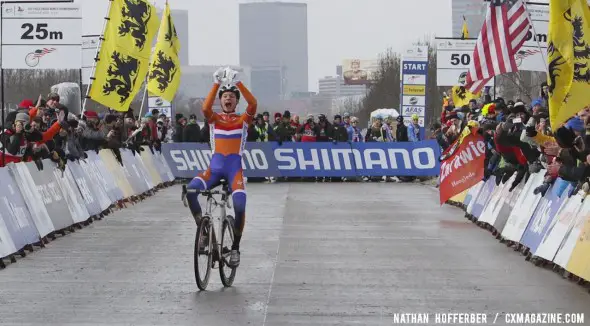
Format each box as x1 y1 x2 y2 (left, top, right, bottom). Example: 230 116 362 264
155 8 189 66
239 2 308 104
451 0 486 38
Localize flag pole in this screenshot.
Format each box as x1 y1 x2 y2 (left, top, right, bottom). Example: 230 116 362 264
138 0 159 119
82 0 113 115
523 2 549 75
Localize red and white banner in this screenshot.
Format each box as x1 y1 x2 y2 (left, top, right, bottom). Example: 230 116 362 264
439 129 486 205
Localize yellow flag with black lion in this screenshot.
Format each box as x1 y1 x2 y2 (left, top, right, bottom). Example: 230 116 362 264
547 0 590 128
147 1 181 102
89 0 159 112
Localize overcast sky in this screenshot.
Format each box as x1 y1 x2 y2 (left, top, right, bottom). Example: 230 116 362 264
78 0 451 92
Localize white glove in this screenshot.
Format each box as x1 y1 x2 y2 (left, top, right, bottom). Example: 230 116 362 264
224 67 240 84
213 67 225 84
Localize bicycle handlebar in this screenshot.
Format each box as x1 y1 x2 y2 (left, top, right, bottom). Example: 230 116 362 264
182 185 228 196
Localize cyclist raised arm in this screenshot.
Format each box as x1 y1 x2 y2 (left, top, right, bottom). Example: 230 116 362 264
186 67 257 268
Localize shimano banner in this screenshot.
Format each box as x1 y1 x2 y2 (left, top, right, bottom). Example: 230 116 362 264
162 141 442 179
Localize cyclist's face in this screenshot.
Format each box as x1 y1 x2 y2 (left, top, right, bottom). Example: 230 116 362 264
221 92 237 112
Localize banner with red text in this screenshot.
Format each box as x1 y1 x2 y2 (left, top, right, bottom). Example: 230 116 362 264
439 129 486 204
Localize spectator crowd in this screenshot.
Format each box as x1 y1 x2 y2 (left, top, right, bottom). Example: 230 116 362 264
433 84 590 197
0 93 172 169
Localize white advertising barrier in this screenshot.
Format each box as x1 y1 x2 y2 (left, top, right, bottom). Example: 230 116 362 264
464 181 484 213
86 151 124 203
9 162 55 238
478 175 514 226
55 166 90 224
535 193 584 261
0 149 175 259
133 151 155 191
501 171 545 242
0 208 16 258
554 196 590 268
152 150 175 183
493 178 525 234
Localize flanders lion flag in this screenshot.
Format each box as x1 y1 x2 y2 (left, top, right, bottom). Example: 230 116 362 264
451 86 480 108
147 1 181 102
547 0 590 128
89 0 159 112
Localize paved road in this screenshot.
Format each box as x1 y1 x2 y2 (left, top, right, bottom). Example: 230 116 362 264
1 182 589 326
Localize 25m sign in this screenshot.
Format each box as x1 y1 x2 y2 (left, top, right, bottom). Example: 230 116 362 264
1 1 82 70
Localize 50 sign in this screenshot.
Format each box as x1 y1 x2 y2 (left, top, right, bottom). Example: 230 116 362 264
450 53 471 66
21 23 64 40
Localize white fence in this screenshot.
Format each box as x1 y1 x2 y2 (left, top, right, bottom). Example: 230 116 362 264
0 147 175 265
449 172 590 284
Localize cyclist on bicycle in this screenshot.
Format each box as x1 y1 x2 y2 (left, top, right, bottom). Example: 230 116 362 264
186 67 257 268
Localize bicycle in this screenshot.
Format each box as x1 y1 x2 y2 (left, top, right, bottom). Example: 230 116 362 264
181 179 237 290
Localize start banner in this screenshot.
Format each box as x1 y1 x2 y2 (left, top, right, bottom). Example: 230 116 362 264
162 141 442 179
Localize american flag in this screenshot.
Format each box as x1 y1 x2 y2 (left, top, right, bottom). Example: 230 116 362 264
464 0 531 93
32 48 56 58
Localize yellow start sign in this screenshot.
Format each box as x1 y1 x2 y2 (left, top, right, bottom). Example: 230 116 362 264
403 85 426 96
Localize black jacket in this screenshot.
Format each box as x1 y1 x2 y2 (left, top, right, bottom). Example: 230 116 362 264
183 123 201 143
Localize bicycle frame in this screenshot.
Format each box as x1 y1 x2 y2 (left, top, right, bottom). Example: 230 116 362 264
183 184 233 261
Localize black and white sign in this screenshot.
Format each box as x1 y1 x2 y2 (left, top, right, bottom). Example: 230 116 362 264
1 1 81 69
82 35 99 84
148 96 172 118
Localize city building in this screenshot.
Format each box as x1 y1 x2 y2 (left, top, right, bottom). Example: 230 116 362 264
239 2 308 104
318 76 367 98
155 8 189 66
451 0 486 38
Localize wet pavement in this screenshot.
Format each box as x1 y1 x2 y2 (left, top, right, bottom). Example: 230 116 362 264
0 182 589 326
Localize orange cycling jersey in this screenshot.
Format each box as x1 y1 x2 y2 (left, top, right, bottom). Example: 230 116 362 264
202 82 257 156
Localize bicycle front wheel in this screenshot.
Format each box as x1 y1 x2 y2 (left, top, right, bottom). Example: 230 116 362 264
219 215 237 287
194 216 212 290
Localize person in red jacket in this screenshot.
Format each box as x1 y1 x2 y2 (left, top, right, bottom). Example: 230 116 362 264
297 114 319 142
0 112 63 166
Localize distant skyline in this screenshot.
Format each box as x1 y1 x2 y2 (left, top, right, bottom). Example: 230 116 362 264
78 0 452 92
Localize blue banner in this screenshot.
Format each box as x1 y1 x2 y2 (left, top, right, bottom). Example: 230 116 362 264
520 182 568 252
162 141 442 179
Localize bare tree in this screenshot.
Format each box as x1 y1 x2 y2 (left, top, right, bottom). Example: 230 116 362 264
358 49 401 126
2 69 80 108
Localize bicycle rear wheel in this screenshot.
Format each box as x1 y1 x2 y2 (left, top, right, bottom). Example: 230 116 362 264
219 215 237 287
194 216 212 290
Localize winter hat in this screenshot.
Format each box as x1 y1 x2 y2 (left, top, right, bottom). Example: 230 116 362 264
104 114 117 125
274 112 282 119
555 126 577 148
531 98 544 108
566 116 585 133
396 115 403 122
84 110 98 119
18 99 34 109
15 112 29 122
334 114 342 120
188 114 196 120
175 113 184 121
283 110 291 119
343 112 351 118
263 111 270 117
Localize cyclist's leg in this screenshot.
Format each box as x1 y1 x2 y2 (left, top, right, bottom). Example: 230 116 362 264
186 167 222 222
224 155 246 250
228 169 246 250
